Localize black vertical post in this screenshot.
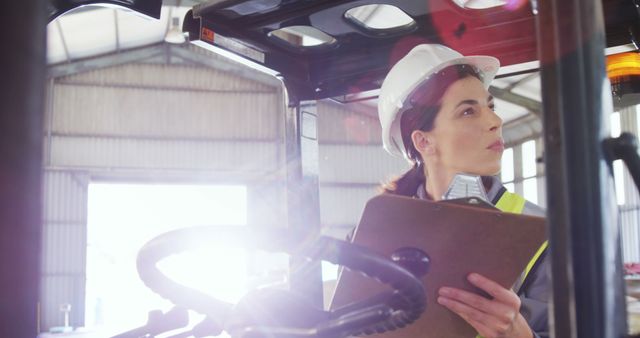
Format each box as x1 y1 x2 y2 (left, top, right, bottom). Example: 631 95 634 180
0 1 45 338
281 85 324 307
535 0 627 337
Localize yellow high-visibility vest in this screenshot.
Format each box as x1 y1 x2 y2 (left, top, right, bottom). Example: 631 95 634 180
475 190 548 338
495 190 548 283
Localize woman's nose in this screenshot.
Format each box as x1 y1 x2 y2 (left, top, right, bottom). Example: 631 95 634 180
487 107 503 132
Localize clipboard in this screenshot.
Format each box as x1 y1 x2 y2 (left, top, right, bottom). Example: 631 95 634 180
330 194 546 338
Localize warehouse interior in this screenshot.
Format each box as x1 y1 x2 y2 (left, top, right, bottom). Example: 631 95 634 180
6 0 640 337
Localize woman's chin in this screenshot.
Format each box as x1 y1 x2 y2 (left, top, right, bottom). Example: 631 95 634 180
467 165 501 177
456 172 498 178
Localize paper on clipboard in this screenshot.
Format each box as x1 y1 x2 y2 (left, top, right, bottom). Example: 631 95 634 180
329 194 546 338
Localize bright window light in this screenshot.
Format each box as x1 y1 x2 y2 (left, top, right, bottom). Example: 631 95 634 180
522 140 537 178
85 183 247 335
614 160 626 205
322 262 339 281
504 182 515 193
501 148 514 183
611 112 626 205
523 177 538 204
611 111 621 137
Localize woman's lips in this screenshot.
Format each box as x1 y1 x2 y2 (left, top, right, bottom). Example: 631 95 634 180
487 139 505 152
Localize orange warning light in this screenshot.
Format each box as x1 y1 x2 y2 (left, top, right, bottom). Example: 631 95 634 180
607 52 640 79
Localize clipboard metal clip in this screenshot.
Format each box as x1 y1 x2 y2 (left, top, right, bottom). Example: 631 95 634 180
439 197 498 211
442 173 490 202
441 174 497 210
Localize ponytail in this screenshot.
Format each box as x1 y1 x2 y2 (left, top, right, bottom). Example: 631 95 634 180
381 162 426 196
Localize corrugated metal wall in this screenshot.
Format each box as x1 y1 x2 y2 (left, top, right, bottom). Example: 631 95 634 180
317 101 409 239
46 63 282 175
50 136 279 171
42 170 88 329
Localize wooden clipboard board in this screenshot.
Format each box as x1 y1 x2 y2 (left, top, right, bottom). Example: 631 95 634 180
330 194 546 338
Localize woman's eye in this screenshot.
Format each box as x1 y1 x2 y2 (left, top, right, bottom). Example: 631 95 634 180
489 104 496 111
462 108 475 116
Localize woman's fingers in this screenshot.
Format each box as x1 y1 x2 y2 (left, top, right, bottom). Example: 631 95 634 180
437 296 503 334
438 288 518 328
438 295 522 337
466 317 499 337
438 274 527 337
438 297 494 337
438 286 516 320
437 295 490 322
466 273 522 308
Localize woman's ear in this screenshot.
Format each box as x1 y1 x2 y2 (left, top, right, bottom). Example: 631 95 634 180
411 130 435 155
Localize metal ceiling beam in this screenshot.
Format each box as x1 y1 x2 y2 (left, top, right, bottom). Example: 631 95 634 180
47 43 166 78
55 20 71 63
503 113 542 147
489 86 542 117
505 72 540 91
169 44 280 88
47 42 281 90
114 9 120 52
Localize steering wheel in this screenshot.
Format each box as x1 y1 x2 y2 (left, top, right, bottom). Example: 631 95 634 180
134 226 427 338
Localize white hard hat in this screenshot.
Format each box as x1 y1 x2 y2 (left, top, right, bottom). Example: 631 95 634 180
378 44 500 158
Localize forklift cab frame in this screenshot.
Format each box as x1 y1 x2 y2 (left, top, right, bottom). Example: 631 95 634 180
3 0 640 337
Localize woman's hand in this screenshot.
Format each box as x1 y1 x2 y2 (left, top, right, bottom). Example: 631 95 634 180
437 273 533 338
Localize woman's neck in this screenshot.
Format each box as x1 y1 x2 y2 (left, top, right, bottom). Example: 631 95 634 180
422 166 456 201
423 165 494 201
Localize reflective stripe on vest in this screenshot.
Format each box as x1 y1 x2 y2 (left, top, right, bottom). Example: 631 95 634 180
495 190 548 282
476 190 547 338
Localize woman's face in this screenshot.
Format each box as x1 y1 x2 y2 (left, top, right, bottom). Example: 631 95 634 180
419 76 504 176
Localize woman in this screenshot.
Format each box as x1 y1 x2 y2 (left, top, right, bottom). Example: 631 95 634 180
377 44 549 338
